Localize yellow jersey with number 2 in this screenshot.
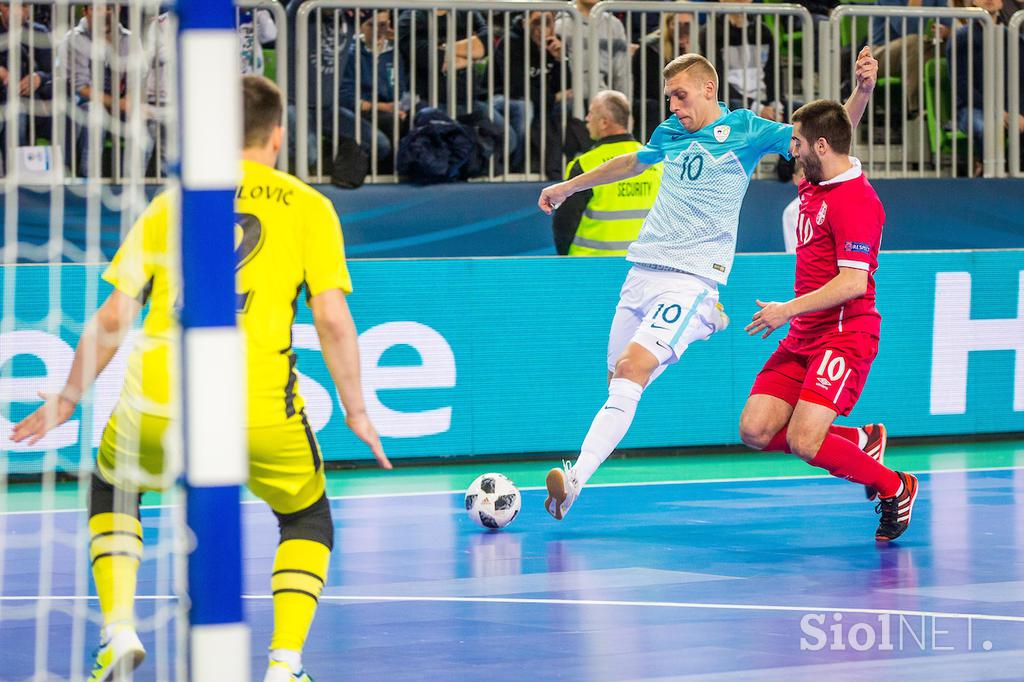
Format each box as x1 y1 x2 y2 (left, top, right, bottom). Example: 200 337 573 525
102 159 352 427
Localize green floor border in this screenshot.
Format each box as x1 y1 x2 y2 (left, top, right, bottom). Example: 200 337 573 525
4 440 1024 514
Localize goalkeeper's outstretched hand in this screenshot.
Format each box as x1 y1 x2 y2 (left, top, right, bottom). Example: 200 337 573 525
11 391 78 446
347 411 392 470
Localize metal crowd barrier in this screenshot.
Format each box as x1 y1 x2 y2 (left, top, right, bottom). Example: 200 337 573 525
824 5 997 178
590 0 814 167
2 1 1020 183
1010 10 1022 178
295 0 584 183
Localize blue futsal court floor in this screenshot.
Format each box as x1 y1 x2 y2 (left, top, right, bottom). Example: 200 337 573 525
4 446 1024 680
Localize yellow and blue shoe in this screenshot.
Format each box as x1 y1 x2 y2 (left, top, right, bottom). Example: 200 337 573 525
88 629 145 681
264 660 315 682
700 302 729 337
715 302 730 331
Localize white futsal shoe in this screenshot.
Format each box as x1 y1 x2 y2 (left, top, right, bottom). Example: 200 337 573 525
545 460 580 521
264 660 314 682
88 628 145 681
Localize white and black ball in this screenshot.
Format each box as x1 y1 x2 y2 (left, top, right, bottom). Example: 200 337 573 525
465 473 521 530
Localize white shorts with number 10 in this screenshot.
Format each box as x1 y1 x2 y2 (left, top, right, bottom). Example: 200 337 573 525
606 265 725 376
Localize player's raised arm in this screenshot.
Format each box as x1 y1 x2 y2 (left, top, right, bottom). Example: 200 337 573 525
538 152 651 215
842 46 878 129
11 289 141 444
311 288 392 470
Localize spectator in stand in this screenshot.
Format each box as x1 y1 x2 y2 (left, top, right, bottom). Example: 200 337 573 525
620 0 678 40
795 0 839 22
498 11 572 111
144 11 172 177
397 7 486 107
58 4 146 177
556 0 632 104
397 7 527 170
340 9 408 169
293 3 391 169
869 0 954 118
999 0 1024 22
0 2 52 169
633 12 695 140
949 0 1023 175
238 8 277 76
700 0 785 121
494 10 572 172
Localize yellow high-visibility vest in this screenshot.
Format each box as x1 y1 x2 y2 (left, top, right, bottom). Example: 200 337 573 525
567 137 662 256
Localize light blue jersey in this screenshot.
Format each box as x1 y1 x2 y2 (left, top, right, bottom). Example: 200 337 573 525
630 104 792 284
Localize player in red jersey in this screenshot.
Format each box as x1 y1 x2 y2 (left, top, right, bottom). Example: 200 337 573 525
738 99 918 542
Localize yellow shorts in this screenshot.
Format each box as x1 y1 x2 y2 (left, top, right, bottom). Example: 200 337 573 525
97 400 326 516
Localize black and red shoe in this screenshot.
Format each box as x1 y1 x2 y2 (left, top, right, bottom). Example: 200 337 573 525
875 471 919 542
862 423 888 501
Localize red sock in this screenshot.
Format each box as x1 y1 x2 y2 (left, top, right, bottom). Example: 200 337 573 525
809 433 901 497
830 425 862 446
762 425 857 454
763 427 791 453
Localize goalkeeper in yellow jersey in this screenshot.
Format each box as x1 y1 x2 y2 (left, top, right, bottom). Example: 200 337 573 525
12 75 391 682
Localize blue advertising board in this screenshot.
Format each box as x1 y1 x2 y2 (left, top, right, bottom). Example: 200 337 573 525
2 251 1022 474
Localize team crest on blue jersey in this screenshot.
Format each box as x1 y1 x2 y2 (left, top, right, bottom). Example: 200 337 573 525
816 201 828 225
713 125 730 142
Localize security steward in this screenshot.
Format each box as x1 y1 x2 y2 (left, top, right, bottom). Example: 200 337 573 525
552 90 663 255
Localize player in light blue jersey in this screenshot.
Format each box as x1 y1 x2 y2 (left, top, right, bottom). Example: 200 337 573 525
538 50 878 520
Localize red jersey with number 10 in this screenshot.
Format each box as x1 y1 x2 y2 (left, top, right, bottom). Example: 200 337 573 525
789 158 884 339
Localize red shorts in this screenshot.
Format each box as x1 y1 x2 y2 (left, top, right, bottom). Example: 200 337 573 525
750 331 879 415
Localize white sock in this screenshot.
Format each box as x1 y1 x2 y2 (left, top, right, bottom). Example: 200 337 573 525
101 621 135 642
573 378 644 488
857 428 868 449
270 649 302 674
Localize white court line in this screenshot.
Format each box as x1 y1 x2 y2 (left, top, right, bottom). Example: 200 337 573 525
2 593 1023 624
3 464 1024 516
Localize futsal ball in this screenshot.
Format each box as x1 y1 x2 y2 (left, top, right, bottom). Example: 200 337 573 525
465 473 521 530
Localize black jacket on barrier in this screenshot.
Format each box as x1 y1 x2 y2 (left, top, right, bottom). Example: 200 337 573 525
396 108 475 184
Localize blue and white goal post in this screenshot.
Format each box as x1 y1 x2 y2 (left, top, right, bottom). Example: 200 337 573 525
177 0 249 679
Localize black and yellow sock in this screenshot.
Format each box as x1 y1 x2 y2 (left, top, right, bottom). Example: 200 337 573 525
270 539 330 651
89 512 143 630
